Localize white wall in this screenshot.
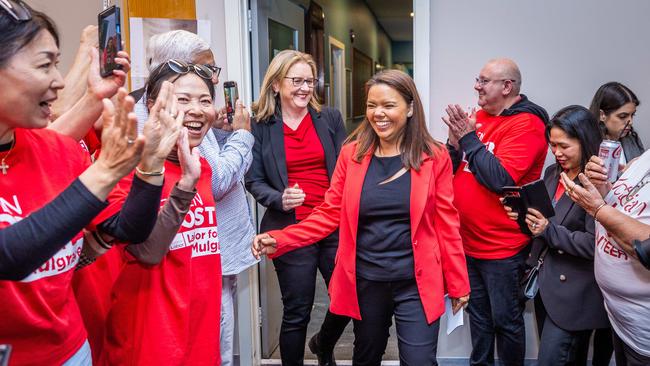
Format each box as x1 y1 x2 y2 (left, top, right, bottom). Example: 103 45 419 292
416 0 650 360
29 0 108 74
425 0 650 145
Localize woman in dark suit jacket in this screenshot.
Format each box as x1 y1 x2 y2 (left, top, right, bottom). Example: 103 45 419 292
506 105 610 365
253 70 470 365
245 50 349 366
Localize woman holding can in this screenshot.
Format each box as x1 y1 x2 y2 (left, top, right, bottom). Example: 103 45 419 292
587 81 644 364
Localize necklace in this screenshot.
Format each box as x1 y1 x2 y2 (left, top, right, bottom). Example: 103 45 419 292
0 138 15 175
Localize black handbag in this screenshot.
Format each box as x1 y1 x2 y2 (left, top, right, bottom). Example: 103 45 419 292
521 246 548 299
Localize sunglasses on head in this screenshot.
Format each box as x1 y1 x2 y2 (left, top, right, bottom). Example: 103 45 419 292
0 0 31 21
166 59 215 81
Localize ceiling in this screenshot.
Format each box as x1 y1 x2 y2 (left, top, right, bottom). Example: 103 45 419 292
364 0 413 42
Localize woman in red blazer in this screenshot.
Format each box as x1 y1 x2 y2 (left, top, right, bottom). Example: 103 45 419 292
254 70 470 365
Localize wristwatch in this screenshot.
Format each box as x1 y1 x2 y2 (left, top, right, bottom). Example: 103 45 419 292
633 238 650 270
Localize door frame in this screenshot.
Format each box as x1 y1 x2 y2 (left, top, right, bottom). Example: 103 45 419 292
328 36 346 120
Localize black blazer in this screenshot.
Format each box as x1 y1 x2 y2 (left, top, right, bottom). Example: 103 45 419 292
532 164 609 331
245 106 346 232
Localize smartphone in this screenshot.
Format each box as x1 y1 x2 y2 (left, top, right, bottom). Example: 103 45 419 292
0 344 11 366
223 81 238 123
502 186 522 206
98 5 123 78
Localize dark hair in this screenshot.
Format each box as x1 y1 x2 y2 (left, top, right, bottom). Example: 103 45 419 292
345 70 439 170
589 81 640 139
547 105 602 172
145 61 215 104
0 4 59 68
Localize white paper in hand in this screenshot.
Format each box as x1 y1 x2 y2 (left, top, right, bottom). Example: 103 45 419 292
445 295 464 335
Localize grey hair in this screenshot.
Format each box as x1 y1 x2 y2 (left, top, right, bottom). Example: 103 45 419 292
146 30 210 72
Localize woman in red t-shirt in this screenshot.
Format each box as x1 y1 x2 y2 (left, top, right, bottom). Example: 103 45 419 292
0 3 178 365
84 60 224 366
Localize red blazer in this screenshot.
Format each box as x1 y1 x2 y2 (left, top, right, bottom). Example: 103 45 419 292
268 141 470 324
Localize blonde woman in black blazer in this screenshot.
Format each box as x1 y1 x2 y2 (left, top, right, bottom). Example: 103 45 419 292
245 50 348 366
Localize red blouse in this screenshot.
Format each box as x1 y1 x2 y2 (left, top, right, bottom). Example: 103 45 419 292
283 113 330 221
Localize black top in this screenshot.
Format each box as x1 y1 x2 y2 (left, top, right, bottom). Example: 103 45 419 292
356 155 413 281
0 179 107 280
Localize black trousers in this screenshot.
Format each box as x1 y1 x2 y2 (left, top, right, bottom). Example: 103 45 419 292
534 296 592 365
353 277 439 366
612 331 650 366
272 235 350 366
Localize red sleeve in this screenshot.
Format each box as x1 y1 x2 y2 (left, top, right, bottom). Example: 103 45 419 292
267 143 352 257
494 114 547 184
433 148 470 298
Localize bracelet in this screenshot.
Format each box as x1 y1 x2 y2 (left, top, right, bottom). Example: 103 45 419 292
91 230 114 250
593 202 607 221
135 166 165 177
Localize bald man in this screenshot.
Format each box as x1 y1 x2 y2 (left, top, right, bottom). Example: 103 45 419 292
443 58 549 366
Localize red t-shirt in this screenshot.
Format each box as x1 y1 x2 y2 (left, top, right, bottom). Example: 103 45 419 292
283 113 330 221
86 159 222 366
0 128 91 366
72 246 123 363
453 110 547 259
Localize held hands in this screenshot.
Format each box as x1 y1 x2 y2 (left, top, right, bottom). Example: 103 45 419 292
231 100 251 132
95 89 145 178
88 48 131 101
561 172 606 216
525 208 549 236
501 199 548 236
501 198 519 221
584 155 611 198
213 100 251 132
282 183 305 211
140 81 184 173
251 233 278 259
451 294 470 315
176 128 201 191
442 104 477 143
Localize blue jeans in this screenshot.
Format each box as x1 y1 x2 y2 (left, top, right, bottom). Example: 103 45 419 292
466 251 527 366
63 340 92 366
273 235 351 366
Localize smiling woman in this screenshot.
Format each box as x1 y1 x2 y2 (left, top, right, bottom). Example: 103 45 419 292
0 1 172 365
252 69 470 365
246 49 350 365
76 61 225 366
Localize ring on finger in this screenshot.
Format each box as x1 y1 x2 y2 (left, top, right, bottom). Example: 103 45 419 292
532 223 538 229
126 137 135 145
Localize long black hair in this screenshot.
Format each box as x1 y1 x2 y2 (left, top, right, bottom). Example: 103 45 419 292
0 2 59 68
547 105 602 172
589 81 640 139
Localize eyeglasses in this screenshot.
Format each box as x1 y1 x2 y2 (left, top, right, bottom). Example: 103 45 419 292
474 77 516 87
167 59 214 80
0 0 31 21
204 64 222 79
284 77 316 88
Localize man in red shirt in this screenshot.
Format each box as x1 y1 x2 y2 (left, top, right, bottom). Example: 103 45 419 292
443 58 549 366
